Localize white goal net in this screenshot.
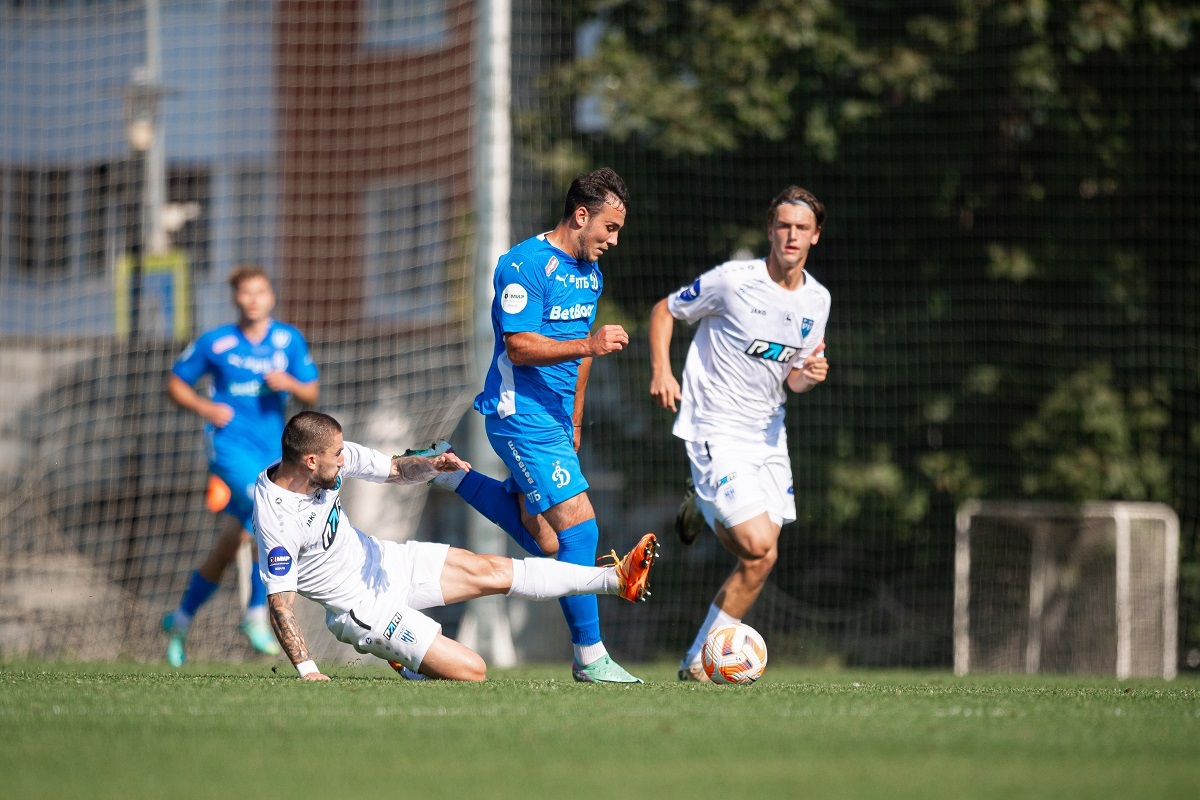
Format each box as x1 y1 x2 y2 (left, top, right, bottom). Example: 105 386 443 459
954 501 1178 680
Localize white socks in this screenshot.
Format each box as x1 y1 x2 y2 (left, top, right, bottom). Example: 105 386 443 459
683 604 739 666
507 558 616 601
170 608 193 633
506 559 616 668
574 641 608 667
242 605 269 626
432 470 466 491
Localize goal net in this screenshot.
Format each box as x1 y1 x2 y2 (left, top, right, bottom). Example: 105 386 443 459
0 1 480 663
954 501 1178 679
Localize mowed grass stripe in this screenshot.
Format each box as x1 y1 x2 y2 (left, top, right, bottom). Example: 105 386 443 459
3 662 1199 800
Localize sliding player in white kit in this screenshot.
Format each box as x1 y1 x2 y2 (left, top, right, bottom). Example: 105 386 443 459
254 411 658 681
648 186 830 681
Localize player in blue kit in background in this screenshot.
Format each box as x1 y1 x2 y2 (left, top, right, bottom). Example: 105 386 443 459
160 264 321 667
424 168 646 682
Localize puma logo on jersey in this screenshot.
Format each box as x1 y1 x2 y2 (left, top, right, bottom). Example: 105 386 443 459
745 339 799 363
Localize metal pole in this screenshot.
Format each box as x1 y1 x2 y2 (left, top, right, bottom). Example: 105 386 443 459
456 0 517 667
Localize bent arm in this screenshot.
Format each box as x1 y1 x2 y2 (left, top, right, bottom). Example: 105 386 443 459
166 374 231 426
263 371 320 406
572 357 593 450
385 451 471 486
505 325 627 367
786 340 828 394
290 379 320 406
648 298 683 412
268 591 328 680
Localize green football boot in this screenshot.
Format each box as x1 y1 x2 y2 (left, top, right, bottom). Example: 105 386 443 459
239 617 281 656
161 612 187 668
571 654 643 684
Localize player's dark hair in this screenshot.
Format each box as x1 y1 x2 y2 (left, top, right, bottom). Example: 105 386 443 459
282 411 342 464
561 167 629 222
227 263 271 291
767 186 825 230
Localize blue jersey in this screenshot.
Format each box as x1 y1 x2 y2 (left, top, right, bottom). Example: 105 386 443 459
172 320 318 462
474 234 603 420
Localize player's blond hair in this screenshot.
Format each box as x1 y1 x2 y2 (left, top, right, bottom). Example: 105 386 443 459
227 263 271 291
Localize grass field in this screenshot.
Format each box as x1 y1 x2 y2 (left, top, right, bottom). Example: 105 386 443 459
3 660 1198 800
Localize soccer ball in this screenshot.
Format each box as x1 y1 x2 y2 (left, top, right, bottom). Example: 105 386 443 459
701 622 767 684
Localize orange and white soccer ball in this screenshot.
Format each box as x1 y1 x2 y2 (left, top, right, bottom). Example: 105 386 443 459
701 622 767 684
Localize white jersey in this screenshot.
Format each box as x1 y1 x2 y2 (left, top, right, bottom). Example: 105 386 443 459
666 259 830 444
253 441 394 616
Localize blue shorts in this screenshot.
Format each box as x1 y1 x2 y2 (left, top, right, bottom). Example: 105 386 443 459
484 413 589 515
207 432 276 531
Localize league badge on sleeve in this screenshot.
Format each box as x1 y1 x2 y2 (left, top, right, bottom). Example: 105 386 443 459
678 278 701 302
501 284 529 314
267 546 293 576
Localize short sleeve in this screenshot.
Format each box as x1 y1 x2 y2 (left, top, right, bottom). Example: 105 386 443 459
286 329 319 383
171 334 211 385
254 491 298 595
494 258 545 335
666 268 726 325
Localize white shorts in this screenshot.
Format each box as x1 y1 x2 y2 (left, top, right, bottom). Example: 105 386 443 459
685 438 795 530
324 540 450 671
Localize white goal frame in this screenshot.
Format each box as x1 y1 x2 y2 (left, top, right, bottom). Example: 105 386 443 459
955 500 1179 680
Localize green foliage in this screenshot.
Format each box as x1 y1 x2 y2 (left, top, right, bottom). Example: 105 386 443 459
541 0 1200 662
1013 364 1172 501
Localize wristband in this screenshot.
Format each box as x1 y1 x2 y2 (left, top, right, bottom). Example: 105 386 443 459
295 660 319 677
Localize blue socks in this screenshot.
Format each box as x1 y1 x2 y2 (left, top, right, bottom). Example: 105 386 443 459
248 561 267 610
456 470 547 556
453 471 603 647
179 570 219 617
555 519 602 646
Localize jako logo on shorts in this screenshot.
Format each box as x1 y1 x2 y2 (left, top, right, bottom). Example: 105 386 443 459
745 339 799 363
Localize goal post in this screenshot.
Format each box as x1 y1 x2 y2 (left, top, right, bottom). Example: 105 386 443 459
955 500 1179 680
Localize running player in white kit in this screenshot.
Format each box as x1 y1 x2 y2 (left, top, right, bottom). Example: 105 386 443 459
648 186 830 681
254 411 657 681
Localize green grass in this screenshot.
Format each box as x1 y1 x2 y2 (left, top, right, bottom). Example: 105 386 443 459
3 661 1199 800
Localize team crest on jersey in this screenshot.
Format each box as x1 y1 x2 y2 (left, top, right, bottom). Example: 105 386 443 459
321 499 342 549
801 318 814 338
545 256 559 276
677 278 701 302
267 546 292 576
271 351 288 372
271 329 292 349
212 334 238 355
746 339 800 363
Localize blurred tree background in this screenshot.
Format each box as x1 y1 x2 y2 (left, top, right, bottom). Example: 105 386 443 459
520 0 1200 669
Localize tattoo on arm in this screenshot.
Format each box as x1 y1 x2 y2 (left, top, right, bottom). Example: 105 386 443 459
385 455 438 486
267 591 311 665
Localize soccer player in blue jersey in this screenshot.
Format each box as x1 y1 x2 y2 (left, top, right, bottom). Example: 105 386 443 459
426 168 644 682
160 265 320 667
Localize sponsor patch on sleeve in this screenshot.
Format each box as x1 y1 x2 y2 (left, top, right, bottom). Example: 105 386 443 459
267 546 293 576
677 278 701 302
500 283 529 314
